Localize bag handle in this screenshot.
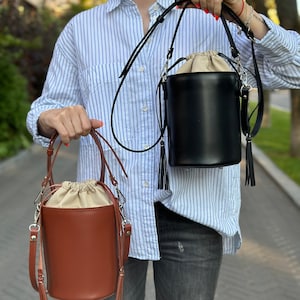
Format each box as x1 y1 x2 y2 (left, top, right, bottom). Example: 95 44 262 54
29 129 130 300
45 128 127 188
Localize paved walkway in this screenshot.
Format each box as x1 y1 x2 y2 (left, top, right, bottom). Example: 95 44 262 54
0 140 299 300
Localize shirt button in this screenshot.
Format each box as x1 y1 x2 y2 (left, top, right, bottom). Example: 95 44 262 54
143 144 150 150
142 105 149 112
138 66 145 72
143 181 149 188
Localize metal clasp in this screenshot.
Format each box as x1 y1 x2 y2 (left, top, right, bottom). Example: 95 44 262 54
30 187 45 228
33 187 45 205
115 187 130 233
116 187 126 208
29 223 40 233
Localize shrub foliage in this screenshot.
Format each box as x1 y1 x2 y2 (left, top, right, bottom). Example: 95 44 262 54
0 2 97 159
0 50 30 158
0 4 67 159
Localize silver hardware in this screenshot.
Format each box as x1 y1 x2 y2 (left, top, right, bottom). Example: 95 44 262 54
29 223 40 232
235 55 253 91
161 60 169 83
116 187 126 207
33 202 42 225
32 186 46 226
115 187 130 233
34 187 45 205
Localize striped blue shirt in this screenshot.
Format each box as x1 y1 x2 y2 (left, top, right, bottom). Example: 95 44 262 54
27 0 300 259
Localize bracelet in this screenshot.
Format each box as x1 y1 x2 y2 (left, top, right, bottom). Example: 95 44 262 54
245 6 254 30
237 0 245 17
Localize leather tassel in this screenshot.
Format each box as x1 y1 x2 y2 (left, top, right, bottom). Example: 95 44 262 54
157 81 169 190
158 140 169 190
245 136 256 186
115 268 125 300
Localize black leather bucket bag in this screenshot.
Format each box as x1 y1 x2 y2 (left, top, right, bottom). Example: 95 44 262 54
166 71 241 167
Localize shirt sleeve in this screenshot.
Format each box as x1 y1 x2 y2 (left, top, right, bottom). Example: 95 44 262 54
235 15 300 89
26 22 83 146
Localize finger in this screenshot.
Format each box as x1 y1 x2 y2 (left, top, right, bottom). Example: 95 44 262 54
77 108 94 136
200 0 220 15
176 1 198 8
55 106 89 142
54 122 71 145
200 0 208 10
57 117 75 144
66 105 92 137
59 107 82 140
210 0 222 16
91 119 104 129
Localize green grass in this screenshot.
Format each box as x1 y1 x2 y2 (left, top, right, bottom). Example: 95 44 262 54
249 104 300 185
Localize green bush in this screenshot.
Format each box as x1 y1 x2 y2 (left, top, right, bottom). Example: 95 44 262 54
0 51 31 159
0 5 63 159
0 5 63 101
0 3 94 160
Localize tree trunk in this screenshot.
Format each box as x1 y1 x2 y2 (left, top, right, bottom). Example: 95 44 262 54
276 0 298 29
291 90 300 157
251 0 268 16
251 1 270 128
262 90 271 128
275 0 300 157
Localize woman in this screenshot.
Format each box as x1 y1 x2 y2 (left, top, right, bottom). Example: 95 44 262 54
27 1 300 299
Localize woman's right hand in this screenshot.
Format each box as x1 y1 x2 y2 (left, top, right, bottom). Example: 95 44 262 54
37 105 104 144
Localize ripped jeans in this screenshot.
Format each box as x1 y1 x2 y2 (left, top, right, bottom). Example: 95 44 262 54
109 202 223 300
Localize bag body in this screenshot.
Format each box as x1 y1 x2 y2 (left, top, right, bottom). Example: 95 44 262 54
41 181 118 300
166 70 241 167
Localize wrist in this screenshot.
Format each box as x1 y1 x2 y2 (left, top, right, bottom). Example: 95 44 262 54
237 0 245 17
239 2 251 21
239 3 254 28
238 3 270 39
37 115 55 138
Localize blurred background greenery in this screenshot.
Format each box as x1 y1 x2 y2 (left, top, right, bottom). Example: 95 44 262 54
0 0 106 159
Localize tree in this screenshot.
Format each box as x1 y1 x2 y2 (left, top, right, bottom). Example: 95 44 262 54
252 0 268 15
275 0 300 157
251 0 271 128
252 0 300 157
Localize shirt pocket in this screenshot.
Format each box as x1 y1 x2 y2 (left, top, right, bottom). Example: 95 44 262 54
79 63 135 146
79 62 123 100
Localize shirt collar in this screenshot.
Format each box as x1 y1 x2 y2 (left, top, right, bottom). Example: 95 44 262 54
158 0 176 9
106 0 175 13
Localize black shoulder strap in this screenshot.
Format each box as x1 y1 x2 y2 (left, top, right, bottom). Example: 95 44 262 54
221 4 264 186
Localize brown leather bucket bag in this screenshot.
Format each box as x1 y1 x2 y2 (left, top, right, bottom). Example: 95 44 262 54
28 129 131 300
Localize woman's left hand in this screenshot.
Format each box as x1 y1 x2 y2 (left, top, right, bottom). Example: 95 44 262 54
178 0 269 39
178 0 245 17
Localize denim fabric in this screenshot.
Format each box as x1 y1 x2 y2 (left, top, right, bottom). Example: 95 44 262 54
153 202 223 300
108 202 223 300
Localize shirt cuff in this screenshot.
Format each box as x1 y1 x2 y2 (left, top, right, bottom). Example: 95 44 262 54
255 15 299 62
27 110 51 147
